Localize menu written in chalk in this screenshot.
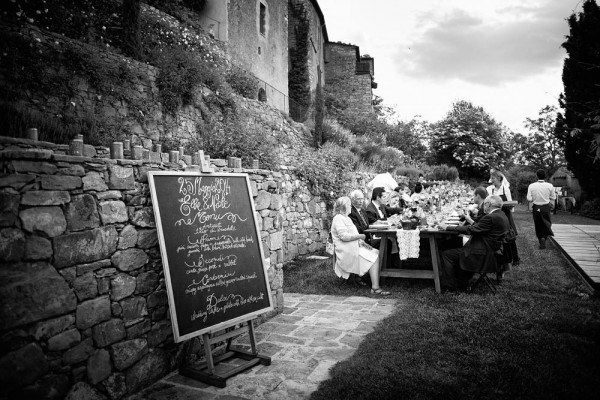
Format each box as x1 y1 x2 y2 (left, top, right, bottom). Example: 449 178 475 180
148 172 273 342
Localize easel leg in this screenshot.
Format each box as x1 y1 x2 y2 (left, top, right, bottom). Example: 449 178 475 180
429 236 441 293
202 333 215 375
248 320 258 356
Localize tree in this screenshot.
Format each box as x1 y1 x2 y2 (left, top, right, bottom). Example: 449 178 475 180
386 118 428 162
122 0 141 59
429 100 510 180
522 105 566 174
555 0 600 197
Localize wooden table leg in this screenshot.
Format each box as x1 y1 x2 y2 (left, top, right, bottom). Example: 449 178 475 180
428 235 441 293
378 234 388 282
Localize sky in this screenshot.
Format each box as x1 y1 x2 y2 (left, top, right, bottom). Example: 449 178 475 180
317 0 583 133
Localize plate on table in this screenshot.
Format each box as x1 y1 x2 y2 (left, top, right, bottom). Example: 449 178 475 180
369 224 389 230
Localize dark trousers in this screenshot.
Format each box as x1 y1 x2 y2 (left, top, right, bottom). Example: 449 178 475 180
441 248 474 290
532 203 553 239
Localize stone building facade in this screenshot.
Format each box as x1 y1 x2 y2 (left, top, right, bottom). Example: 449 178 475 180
197 0 290 113
324 42 376 116
288 0 328 95
0 135 336 399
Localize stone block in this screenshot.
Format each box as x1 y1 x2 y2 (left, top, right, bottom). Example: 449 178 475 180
73 272 98 301
31 314 75 341
103 373 127 400
110 338 148 371
0 262 77 331
117 225 138 250
11 160 57 174
59 164 85 177
0 173 35 190
147 321 172 347
81 171 108 192
77 259 111 276
41 175 82 190
64 382 106 400
255 190 271 211
126 318 151 339
83 144 96 158
48 328 81 351
92 319 126 348
125 351 170 393
0 228 25 262
121 297 148 324
76 296 111 330
99 201 128 224
136 229 158 249
87 349 112 385
270 231 283 251
65 194 100 232
0 192 20 227
110 273 136 301
21 190 70 206
263 217 274 231
270 194 283 210
24 234 52 260
130 207 155 228
147 290 167 308
108 165 135 190
135 271 158 294
0 343 48 388
111 248 148 272
53 226 118 268
97 190 122 201
62 338 94 365
20 206 66 237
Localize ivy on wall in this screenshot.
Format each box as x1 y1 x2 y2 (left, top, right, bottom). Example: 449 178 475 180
288 1 311 123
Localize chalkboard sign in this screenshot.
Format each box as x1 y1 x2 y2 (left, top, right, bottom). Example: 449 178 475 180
148 172 273 342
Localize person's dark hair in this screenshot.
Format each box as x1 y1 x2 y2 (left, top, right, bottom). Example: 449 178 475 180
414 182 423 193
536 169 546 180
372 187 385 200
474 186 488 199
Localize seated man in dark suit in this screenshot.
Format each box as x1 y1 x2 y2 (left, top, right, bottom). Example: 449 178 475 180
365 187 402 224
464 186 487 225
348 190 375 245
438 195 509 291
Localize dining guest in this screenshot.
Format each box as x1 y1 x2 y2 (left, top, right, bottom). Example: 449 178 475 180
365 187 402 224
487 170 520 267
465 186 488 225
411 182 424 204
526 169 556 249
331 196 391 296
439 195 510 292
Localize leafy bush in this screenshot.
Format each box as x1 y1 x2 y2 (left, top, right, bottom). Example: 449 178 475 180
506 166 537 202
226 68 259 99
294 143 357 204
396 167 423 181
425 164 460 181
580 198 600 220
322 119 353 148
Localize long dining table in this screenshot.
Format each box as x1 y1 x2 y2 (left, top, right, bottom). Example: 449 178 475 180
365 227 459 293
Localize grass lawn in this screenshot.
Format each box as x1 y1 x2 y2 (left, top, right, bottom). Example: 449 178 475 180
283 207 600 400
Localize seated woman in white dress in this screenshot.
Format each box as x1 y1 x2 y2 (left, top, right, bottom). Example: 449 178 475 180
330 196 391 296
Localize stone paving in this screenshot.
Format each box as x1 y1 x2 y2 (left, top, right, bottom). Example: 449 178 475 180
131 293 397 399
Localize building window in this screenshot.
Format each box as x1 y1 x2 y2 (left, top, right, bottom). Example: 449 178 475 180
259 3 266 35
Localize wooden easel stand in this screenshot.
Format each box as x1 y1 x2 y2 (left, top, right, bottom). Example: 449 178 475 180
180 319 271 388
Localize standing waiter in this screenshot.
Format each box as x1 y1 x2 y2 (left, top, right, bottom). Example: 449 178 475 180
527 169 556 249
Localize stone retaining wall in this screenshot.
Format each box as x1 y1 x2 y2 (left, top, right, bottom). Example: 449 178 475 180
0 135 330 399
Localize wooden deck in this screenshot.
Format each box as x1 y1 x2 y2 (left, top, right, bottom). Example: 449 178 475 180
551 224 600 291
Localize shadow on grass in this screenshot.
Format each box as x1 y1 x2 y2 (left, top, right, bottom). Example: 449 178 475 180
284 207 600 400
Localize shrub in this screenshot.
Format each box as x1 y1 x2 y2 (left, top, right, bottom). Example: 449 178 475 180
580 198 600 220
294 143 357 204
426 164 460 181
396 167 423 181
322 119 353 148
506 166 537 202
226 68 259 99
